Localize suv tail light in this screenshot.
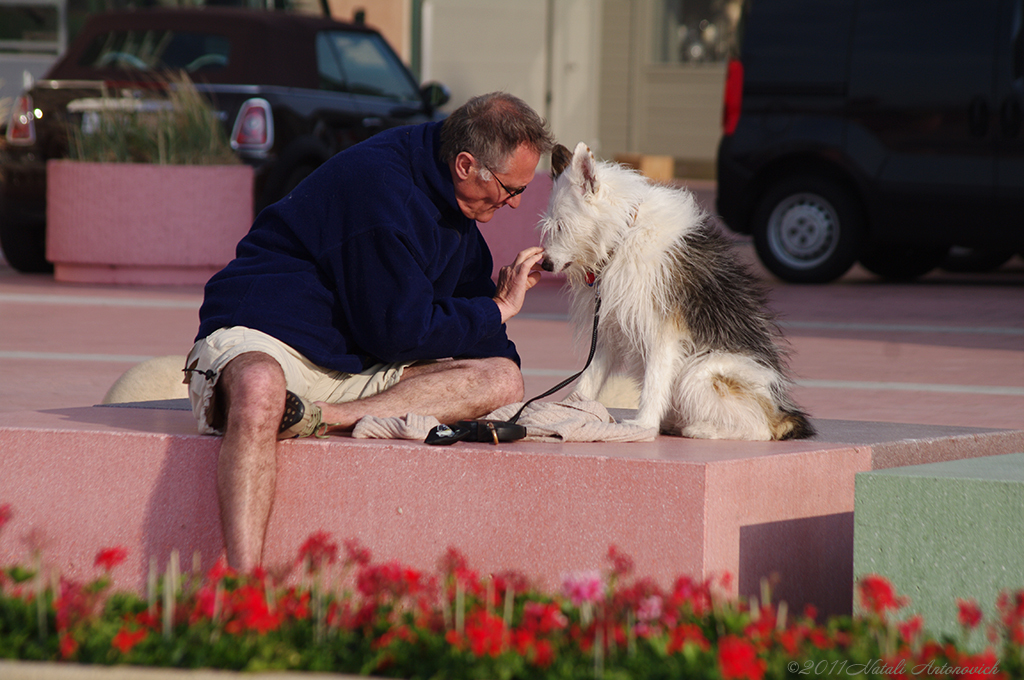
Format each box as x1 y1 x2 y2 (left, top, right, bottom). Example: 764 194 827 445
6 94 37 145
230 98 274 154
722 58 744 136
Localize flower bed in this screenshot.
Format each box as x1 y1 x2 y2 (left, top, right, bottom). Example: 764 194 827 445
1 503 1021 679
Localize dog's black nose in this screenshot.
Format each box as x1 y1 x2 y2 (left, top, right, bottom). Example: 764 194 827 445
540 258 555 272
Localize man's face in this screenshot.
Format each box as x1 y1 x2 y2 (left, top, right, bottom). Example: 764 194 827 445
453 144 542 222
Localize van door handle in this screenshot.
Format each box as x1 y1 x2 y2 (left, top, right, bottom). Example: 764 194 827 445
968 96 990 137
1001 97 1022 138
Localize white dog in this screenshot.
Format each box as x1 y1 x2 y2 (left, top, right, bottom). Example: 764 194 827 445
539 143 814 441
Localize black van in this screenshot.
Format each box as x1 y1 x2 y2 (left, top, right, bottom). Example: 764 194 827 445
716 0 1024 283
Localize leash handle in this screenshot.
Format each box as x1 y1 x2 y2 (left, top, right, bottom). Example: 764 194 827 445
508 283 601 424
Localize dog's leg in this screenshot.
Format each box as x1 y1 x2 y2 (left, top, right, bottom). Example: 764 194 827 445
625 340 677 430
574 350 613 401
676 353 778 441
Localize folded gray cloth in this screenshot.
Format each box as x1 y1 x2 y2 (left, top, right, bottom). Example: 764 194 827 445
351 393 657 442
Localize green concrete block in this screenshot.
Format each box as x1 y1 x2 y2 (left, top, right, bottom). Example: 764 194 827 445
853 453 1024 648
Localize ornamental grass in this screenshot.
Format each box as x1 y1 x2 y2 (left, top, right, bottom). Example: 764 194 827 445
0 503 1021 679
66 71 238 166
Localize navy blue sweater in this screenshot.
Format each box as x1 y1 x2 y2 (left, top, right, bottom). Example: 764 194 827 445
196 122 518 373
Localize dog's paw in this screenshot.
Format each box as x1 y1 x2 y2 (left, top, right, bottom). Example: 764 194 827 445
621 417 660 430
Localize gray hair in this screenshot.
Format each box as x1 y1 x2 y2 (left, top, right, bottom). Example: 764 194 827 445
439 92 555 173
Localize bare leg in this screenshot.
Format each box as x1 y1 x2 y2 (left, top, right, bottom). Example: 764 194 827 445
215 351 285 572
318 357 524 431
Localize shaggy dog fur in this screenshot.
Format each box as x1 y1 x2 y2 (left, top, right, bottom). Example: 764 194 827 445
539 142 814 441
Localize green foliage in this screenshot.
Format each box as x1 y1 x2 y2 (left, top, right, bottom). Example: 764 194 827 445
67 72 238 166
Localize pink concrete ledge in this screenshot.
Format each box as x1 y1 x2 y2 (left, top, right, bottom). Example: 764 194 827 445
1 404 1021 618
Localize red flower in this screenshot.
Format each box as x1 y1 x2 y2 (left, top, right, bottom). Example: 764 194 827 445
465 609 505 657
522 601 568 634
55 579 92 631
343 537 371 567
958 598 984 629
532 638 554 668
438 546 468 576
667 623 710 654
858 574 908 617
607 545 635 578
112 626 148 654
94 546 128 571
357 561 423 600
718 635 766 680
296 530 338 573
898 614 923 643
0 503 12 531
59 632 78 659
669 575 713 615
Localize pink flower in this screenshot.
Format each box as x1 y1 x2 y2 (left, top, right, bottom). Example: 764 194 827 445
561 570 604 606
637 594 663 622
94 546 128 571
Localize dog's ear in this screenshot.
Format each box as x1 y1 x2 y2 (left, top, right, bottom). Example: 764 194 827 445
571 141 599 196
550 144 572 179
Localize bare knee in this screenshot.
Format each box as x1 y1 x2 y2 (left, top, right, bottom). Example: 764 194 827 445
474 357 524 405
218 352 287 433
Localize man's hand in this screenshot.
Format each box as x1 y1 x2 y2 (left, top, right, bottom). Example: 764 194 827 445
493 246 545 323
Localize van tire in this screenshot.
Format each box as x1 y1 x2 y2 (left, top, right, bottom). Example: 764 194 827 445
752 176 862 284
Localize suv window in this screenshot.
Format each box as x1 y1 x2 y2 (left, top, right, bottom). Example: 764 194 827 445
316 30 419 102
77 29 231 73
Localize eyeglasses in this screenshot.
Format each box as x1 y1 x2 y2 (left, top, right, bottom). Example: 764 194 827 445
485 165 527 199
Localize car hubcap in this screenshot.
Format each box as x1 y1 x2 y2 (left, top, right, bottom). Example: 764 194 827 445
767 193 839 269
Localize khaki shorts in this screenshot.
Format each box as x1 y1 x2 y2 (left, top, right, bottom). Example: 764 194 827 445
184 326 411 435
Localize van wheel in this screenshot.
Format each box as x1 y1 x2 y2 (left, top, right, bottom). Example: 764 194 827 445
752 176 862 283
940 246 1014 273
859 243 946 281
0 215 52 273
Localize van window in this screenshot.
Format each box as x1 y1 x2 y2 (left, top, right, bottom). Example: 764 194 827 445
78 29 231 73
653 0 743 63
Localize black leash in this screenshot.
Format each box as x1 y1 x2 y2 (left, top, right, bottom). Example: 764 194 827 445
425 282 601 445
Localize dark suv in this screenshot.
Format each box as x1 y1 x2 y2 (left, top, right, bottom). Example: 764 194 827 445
0 7 449 272
716 0 1023 283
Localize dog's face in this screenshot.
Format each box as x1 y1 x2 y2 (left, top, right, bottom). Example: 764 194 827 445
538 142 607 283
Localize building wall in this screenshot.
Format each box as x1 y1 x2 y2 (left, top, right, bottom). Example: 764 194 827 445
598 0 725 173
419 0 601 161
349 0 727 174
325 0 412 62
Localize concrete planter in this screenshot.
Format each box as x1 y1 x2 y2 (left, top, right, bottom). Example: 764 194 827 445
46 160 253 285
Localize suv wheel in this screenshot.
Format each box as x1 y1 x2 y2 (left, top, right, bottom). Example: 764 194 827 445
0 215 52 273
859 243 947 281
752 176 862 283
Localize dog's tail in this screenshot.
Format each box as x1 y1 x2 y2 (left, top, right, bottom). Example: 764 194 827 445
772 407 816 440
